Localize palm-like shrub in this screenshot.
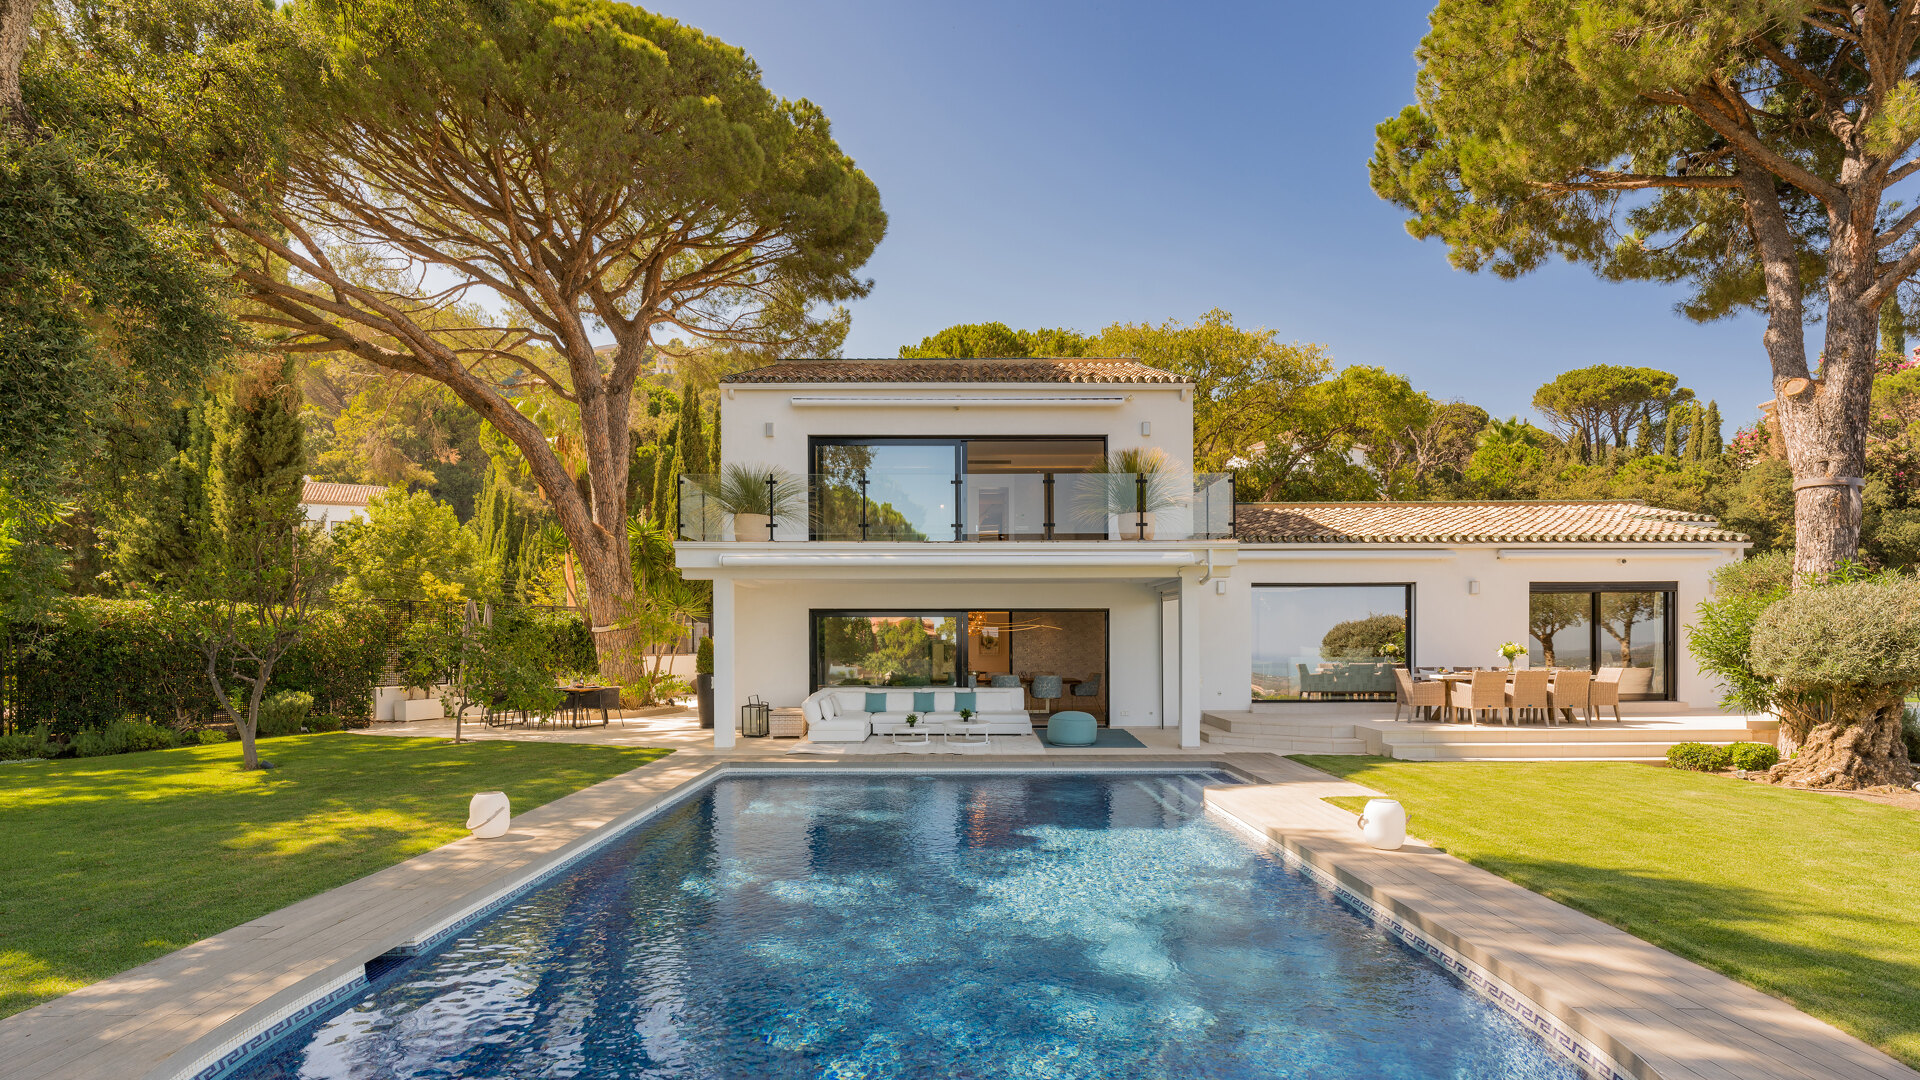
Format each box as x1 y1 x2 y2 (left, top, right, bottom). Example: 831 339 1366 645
700 463 805 520
1079 448 1186 519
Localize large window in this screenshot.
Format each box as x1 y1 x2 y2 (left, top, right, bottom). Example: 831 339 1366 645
810 437 1106 541
1251 585 1412 702
1528 584 1674 700
813 612 962 688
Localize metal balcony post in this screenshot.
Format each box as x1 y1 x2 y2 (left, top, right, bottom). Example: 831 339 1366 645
1042 472 1055 541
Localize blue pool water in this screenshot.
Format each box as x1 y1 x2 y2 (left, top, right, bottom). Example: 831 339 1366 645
232 772 1578 1079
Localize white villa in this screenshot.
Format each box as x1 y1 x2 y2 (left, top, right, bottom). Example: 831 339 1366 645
673 358 1750 749
300 479 388 529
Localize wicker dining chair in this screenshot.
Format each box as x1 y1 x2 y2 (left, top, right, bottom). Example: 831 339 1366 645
1548 669 1591 726
1393 667 1446 722
1449 670 1507 725
1589 667 1625 723
1505 669 1551 725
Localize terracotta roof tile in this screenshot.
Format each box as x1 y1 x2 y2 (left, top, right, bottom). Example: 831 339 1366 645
301 481 387 506
720 358 1189 385
1234 501 1748 544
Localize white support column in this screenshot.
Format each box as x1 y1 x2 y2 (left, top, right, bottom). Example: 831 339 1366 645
1179 571 1201 748
711 577 736 749
1160 593 1179 730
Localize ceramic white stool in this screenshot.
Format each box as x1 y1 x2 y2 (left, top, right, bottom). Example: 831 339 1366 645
467 791 511 839
1357 798 1407 850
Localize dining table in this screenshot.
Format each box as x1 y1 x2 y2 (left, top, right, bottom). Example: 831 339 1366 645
1419 669 1574 723
555 684 616 729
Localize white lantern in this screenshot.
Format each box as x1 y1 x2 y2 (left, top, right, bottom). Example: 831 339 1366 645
1357 798 1407 850
467 791 511 839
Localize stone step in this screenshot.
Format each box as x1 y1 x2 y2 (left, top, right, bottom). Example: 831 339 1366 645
1197 729 1369 754
1387 740 1731 762
1201 715 1359 738
1379 725 1753 746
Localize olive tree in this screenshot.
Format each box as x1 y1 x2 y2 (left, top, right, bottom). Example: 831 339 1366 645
1373 1 1920 577
205 0 884 682
1748 575 1920 788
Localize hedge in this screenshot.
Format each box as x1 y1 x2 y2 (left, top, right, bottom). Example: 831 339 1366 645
2 597 594 737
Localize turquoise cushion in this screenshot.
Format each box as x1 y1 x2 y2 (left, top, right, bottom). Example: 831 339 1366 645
913 691 937 713
1045 711 1098 747
864 692 889 714
952 691 976 713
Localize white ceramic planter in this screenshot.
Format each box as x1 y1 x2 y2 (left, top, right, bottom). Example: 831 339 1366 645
1109 511 1157 540
467 791 511 839
732 512 772 541
1357 798 1407 850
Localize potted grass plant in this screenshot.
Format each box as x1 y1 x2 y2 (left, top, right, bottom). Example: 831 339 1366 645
1081 448 1185 540
702 463 804 541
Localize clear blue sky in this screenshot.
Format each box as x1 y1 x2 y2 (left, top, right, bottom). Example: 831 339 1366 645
645 0 1775 429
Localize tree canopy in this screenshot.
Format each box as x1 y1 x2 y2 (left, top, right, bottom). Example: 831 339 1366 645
1371 0 1920 576
1532 365 1686 451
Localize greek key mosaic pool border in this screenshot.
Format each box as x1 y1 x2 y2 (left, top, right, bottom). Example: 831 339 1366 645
179 971 366 1080
1207 804 1638 1080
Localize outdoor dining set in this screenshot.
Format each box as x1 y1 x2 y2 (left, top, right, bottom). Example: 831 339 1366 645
1393 667 1626 726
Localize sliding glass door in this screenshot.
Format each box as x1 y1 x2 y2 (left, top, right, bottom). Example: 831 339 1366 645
813 613 962 687
1251 584 1412 701
1528 584 1674 699
810 437 1105 541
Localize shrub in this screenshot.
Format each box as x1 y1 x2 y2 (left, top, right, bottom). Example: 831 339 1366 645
1687 551 1793 715
71 719 178 757
1750 577 1920 694
1905 703 1920 763
1725 742 1781 771
306 715 344 733
1667 742 1731 772
255 690 314 737
194 729 231 745
0 726 59 760
696 635 713 676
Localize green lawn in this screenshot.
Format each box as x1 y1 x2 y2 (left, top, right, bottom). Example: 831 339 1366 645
1294 756 1920 1069
0 734 670 1019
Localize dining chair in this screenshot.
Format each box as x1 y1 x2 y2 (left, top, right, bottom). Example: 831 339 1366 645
1449 670 1506 725
1505 669 1551 725
1590 667 1625 723
1548 669 1591 726
1393 667 1446 722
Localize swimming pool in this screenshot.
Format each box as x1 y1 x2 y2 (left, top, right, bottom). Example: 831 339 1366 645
228 770 1579 1079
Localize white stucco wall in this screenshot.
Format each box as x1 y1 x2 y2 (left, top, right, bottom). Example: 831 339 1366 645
1210 544 1746 710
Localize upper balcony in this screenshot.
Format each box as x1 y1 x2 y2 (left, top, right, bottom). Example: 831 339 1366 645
677 469 1235 542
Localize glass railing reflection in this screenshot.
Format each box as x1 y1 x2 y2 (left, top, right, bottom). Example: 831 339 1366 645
677 471 1237 541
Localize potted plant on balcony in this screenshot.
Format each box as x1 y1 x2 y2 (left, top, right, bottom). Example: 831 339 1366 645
703 463 804 541
1082 448 1185 540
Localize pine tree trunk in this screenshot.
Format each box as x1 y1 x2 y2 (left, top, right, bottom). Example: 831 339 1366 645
0 0 32 132
1781 278 1874 579
1768 692 1916 790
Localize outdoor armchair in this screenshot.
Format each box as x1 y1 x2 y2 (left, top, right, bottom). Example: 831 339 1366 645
1393 668 1445 722
1547 669 1591 726
1505 669 1551 725
1590 667 1624 723
1448 670 1506 724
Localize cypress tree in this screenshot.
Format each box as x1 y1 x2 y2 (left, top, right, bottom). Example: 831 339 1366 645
208 354 306 541
677 385 708 476
1661 410 1681 457
1882 296 1907 360
1702 401 1724 458
111 394 214 586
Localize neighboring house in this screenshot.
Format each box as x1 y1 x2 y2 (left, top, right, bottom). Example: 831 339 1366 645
673 357 1749 748
301 479 387 529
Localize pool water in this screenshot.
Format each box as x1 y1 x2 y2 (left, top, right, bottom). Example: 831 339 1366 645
233 771 1578 1079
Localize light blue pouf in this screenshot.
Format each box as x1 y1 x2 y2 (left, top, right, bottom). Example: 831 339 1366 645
1045 711 1098 747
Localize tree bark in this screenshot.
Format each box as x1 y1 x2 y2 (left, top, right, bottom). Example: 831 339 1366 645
0 0 33 132
1768 693 1916 790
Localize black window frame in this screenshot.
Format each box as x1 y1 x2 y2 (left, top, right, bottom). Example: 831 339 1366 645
808 607 1113 703
1249 582 1416 703
807 435 1108 541
1527 581 1678 701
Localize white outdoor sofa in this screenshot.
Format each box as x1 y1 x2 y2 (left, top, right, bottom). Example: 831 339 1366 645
801 687 1033 742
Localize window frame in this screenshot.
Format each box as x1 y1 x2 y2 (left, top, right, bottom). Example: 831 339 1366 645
1527 581 1678 701
807 435 1108 541
1249 582 1416 703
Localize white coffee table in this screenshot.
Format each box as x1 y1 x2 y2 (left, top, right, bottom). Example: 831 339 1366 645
890 722 940 745
944 722 990 747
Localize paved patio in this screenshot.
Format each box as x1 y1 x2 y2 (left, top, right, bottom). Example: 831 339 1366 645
2 738 1910 1080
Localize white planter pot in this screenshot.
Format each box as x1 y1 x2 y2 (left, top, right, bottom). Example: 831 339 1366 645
467 791 511 838
732 512 773 541
1357 798 1407 850
1109 511 1157 540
